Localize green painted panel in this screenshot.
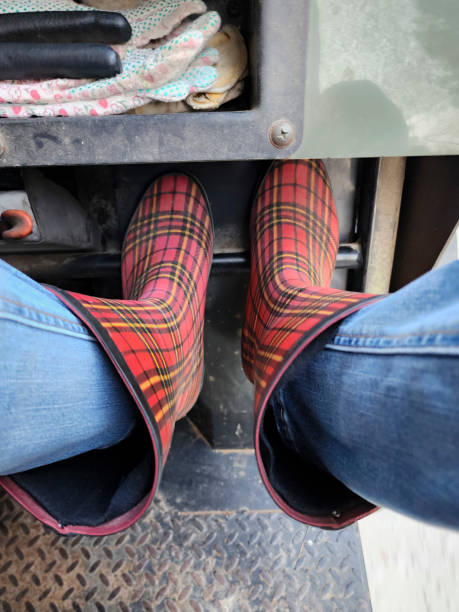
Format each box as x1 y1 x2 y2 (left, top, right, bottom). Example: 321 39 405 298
295 0 459 157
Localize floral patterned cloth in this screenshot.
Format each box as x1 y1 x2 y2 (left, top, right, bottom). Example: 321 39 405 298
0 57 218 116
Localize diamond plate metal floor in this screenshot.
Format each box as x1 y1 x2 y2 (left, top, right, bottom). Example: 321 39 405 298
0 420 371 611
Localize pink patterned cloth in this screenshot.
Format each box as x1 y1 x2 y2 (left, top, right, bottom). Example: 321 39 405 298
0 59 218 116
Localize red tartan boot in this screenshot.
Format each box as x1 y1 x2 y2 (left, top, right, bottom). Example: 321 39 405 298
0 174 213 535
242 159 382 529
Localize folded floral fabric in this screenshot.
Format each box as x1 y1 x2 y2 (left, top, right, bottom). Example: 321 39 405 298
0 12 220 105
136 76 244 114
0 53 217 116
133 24 247 114
146 55 217 101
186 24 246 110
0 0 208 47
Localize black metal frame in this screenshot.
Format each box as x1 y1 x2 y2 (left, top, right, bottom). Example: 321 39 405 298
0 0 308 167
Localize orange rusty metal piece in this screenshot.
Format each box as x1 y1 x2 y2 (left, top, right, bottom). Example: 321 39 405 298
0 209 33 239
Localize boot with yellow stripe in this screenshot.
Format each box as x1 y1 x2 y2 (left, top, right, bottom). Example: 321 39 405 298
0 174 213 535
242 159 381 529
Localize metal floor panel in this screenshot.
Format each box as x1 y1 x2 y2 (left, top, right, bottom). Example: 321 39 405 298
0 421 371 611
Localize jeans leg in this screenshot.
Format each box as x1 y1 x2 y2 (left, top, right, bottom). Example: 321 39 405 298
272 260 459 528
0 259 139 475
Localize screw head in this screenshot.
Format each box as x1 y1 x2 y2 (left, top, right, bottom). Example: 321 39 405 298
269 120 295 149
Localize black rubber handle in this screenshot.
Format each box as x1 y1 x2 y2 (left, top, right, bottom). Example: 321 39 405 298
0 43 122 79
0 11 131 44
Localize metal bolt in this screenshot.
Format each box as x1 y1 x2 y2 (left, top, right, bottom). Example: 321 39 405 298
331 510 342 519
269 120 295 149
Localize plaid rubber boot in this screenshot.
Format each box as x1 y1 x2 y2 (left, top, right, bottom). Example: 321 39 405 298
242 159 382 529
1 174 213 535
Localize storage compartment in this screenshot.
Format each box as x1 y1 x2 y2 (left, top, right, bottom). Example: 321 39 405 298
0 0 308 166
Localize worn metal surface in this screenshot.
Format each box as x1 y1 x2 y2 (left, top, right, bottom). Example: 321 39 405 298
0 495 370 611
0 420 371 611
0 1 307 167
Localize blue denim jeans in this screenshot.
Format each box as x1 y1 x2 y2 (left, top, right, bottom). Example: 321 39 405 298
271 260 459 528
0 259 139 474
1 257 458 527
